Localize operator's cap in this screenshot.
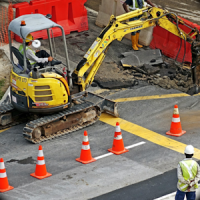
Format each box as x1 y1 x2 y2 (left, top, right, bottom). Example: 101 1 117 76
184 145 194 154
25 34 33 43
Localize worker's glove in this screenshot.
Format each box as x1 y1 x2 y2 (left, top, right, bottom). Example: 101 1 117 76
189 180 195 187
187 185 191 192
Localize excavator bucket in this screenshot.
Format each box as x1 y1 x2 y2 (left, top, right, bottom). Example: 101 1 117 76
84 92 119 117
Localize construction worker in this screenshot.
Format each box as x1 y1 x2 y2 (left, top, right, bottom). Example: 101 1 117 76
19 34 61 69
175 145 200 200
123 0 155 51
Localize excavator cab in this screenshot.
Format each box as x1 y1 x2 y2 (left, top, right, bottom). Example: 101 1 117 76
8 14 71 114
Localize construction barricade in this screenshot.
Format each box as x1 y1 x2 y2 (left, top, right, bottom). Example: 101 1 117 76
13 0 88 42
95 0 131 40
96 0 126 27
150 17 200 63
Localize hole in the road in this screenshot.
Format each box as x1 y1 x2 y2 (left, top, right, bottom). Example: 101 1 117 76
6 156 35 164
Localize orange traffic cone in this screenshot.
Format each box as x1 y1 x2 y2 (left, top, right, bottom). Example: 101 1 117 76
0 158 14 193
108 122 129 155
166 105 186 137
30 145 52 179
76 131 96 164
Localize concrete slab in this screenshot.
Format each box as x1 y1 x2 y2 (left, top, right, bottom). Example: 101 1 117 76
121 49 163 67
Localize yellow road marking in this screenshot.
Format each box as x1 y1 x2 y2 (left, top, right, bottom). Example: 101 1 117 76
0 128 9 134
114 93 190 102
193 93 200 96
100 113 200 160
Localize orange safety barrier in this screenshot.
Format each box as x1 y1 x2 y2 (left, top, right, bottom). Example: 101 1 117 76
0 158 14 193
150 17 200 63
108 122 129 155
30 145 52 179
13 0 88 42
166 105 186 137
0 3 14 46
76 131 96 164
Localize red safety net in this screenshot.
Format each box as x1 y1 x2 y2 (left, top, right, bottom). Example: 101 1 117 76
0 2 14 46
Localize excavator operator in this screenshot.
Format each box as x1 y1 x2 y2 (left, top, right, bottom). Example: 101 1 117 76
18 34 61 69
123 0 155 51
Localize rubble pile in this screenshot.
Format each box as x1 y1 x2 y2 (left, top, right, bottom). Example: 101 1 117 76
90 55 194 93
125 56 194 93
88 62 136 89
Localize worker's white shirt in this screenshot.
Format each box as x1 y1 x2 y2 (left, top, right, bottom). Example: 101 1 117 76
177 158 200 192
26 48 48 63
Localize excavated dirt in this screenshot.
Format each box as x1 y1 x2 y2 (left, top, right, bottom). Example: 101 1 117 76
88 62 136 89
91 55 194 94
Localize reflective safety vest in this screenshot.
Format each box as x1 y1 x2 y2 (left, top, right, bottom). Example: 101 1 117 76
129 0 145 11
18 44 36 65
178 160 198 191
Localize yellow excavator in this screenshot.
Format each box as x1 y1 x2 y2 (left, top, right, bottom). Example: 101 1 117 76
1 7 199 143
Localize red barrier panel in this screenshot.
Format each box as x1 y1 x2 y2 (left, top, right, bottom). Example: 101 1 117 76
150 17 200 63
13 0 88 42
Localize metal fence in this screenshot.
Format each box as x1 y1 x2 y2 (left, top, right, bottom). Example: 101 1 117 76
0 3 14 46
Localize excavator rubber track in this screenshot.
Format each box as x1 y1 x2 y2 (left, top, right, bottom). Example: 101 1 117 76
0 103 26 129
23 101 100 143
23 92 119 144
0 103 13 114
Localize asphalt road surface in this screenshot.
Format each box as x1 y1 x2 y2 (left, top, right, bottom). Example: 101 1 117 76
1 85 200 200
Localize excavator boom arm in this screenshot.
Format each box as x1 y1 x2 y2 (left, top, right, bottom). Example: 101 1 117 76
72 7 199 91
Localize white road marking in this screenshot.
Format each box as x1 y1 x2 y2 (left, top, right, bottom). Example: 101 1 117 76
94 141 145 160
95 153 113 160
154 184 200 200
154 192 176 200
126 141 146 149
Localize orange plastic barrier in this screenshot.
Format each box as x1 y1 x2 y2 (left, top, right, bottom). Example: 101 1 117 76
13 0 88 42
150 17 200 63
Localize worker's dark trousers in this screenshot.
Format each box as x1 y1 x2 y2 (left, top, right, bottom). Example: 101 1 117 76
35 50 50 68
175 189 195 200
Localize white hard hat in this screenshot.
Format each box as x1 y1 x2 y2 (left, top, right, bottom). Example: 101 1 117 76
184 145 194 154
